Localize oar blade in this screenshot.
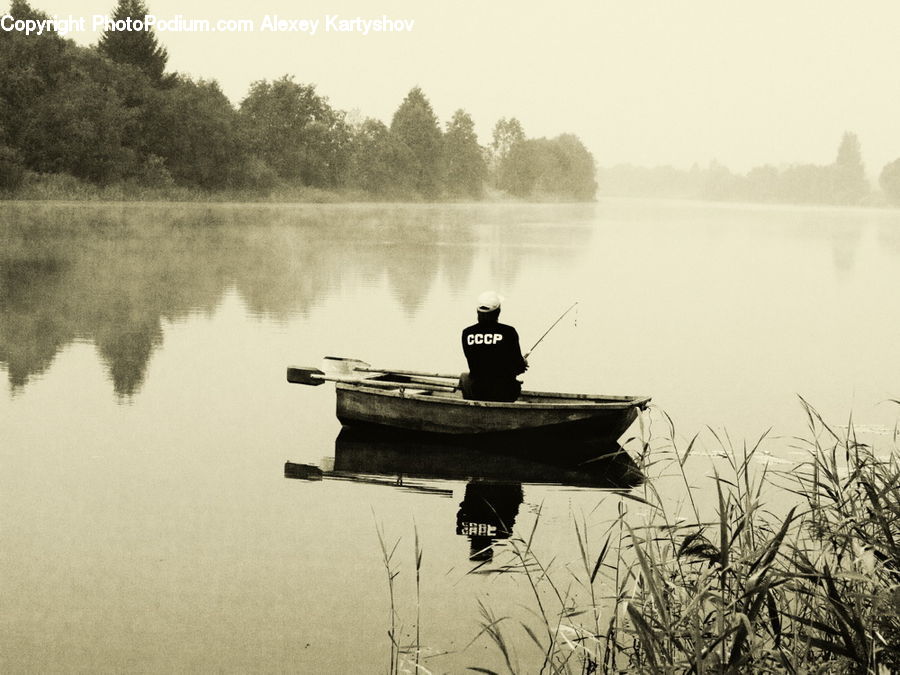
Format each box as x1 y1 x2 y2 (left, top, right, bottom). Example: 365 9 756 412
322 356 372 376
287 366 326 385
284 461 324 480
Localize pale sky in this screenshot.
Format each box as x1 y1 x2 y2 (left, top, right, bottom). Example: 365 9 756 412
17 0 900 176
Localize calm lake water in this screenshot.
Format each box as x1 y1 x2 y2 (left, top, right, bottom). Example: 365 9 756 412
1 199 899 672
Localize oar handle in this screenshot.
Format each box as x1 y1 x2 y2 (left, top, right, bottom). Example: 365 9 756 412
288 366 457 391
318 373 457 392
354 366 459 380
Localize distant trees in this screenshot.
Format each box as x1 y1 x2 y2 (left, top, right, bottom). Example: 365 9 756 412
1 3 142 184
10 0 900 207
832 132 867 204
600 133 873 205
490 118 525 176
97 0 170 85
390 87 444 199
17 53 134 183
595 163 706 199
240 77 349 187
345 118 415 198
142 77 248 189
444 110 486 199
0 1 597 201
495 131 596 200
597 136 900 210
539 134 597 200
0 1 68 153
735 134 870 205
880 159 900 206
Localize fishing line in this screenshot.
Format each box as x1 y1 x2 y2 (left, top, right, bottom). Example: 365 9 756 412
524 301 579 359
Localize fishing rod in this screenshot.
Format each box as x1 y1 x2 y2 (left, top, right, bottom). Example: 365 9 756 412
524 301 578 359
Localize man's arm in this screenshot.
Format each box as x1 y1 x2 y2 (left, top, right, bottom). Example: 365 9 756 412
508 328 528 375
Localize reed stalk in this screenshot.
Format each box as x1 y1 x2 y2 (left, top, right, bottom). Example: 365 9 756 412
376 399 900 673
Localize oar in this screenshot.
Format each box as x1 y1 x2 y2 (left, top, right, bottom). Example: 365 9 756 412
287 366 457 392
284 462 453 496
353 366 459 381
322 357 458 381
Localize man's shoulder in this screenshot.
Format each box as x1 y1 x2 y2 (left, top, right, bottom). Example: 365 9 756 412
463 322 518 336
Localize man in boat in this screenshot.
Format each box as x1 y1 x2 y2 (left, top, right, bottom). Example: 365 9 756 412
460 291 528 402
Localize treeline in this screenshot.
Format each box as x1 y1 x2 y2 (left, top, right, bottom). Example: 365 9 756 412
598 133 900 207
0 0 596 201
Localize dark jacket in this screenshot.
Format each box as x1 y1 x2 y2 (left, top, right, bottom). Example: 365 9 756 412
461 320 527 401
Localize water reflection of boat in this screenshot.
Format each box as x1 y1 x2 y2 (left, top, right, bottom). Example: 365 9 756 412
328 427 643 487
285 429 644 563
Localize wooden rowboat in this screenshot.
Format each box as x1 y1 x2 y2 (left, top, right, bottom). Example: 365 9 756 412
335 380 650 443
288 361 651 444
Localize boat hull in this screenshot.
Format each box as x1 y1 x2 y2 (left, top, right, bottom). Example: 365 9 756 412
335 384 649 445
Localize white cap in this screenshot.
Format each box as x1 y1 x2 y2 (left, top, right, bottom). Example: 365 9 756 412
476 290 503 313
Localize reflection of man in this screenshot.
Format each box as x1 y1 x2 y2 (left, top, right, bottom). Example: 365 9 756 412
460 291 527 402
456 481 524 562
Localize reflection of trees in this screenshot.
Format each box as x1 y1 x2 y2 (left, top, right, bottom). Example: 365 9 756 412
0 204 228 397
797 210 900 275
0 203 592 397
828 224 861 276
0 257 70 389
379 208 444 317
800 213 863 277
878 220 900 256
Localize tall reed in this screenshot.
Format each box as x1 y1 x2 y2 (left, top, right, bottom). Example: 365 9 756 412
461 399 900 673
374 515 436 674
374 516 402 675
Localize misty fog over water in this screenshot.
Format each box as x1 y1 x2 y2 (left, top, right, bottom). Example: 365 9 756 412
1 199 899 671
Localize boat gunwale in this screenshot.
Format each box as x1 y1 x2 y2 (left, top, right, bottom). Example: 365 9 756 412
336 382 651 410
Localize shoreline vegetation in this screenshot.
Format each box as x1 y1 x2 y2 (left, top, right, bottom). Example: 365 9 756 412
4 2 900 207
0 172 584 204
379 400 900 674
0 0 597 204
597 151 900 208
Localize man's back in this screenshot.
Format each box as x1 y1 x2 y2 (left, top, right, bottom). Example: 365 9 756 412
461 321 527 379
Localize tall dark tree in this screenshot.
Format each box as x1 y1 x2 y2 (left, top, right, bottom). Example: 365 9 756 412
390 87 443 199
444 109 486 199
0 1 69 145
831 131 868 204
97 0 169 85
142 76 248 189
17 45 138 183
